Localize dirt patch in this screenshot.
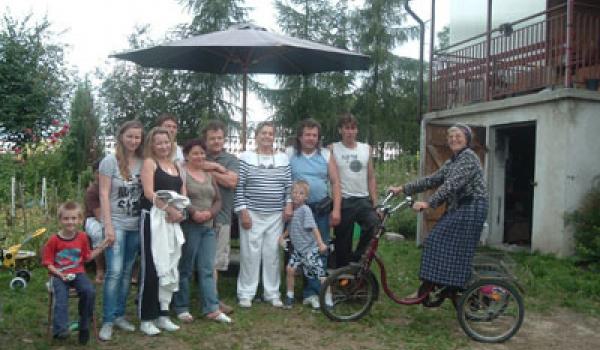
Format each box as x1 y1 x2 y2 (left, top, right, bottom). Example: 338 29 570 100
466 308 600 350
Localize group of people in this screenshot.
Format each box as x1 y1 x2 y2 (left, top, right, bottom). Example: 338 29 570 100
42 112 489 345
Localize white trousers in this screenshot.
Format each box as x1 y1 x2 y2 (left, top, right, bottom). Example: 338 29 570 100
237 210 283 301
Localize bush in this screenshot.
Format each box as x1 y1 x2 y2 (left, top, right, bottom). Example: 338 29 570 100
375 155 419 238
568 184 600 271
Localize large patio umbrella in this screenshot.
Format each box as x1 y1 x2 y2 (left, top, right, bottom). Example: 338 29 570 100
112 23 370 149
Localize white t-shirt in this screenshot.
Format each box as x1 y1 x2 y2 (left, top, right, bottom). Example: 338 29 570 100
331 142 370 198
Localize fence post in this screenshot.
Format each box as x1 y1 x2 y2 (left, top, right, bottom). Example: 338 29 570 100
11 176 16 219
19 182 27 235
42 177 47 216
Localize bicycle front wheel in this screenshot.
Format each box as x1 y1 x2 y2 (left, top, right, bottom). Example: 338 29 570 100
457 278 524 343
319 265 378 322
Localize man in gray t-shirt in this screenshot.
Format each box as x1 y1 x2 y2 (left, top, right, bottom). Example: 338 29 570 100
201 121 239 314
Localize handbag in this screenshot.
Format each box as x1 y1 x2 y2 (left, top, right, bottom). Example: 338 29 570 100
313 196 333 215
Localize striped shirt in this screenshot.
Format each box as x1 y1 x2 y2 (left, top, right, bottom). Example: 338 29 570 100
234 150 292 213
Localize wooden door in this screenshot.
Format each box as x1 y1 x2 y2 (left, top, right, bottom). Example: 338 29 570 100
419 123 487 243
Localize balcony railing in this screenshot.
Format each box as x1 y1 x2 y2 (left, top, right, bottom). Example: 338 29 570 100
430 3 600 111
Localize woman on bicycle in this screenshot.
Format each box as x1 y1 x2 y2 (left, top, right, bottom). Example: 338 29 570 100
389 123 488 299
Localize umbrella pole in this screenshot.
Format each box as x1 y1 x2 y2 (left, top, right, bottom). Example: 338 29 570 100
242 71 248 151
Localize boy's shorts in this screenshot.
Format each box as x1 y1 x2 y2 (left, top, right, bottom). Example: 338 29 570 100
84 217 104 249
288 246 325 279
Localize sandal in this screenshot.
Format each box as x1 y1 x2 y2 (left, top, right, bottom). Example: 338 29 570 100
177 312 194 323
219 301 234 315
206 311 232 324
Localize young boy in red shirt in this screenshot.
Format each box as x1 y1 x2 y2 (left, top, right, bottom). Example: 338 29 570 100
42 201 108 344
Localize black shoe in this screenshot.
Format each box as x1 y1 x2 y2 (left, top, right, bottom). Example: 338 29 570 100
53 330 70 340
78 329 90 345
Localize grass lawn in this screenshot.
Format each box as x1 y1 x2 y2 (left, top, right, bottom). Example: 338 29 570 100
1 238 600 350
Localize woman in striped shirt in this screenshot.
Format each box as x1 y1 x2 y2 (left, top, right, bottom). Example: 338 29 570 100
234 121 292 308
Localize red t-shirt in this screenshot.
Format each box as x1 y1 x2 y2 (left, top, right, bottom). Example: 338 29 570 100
41 232 91 275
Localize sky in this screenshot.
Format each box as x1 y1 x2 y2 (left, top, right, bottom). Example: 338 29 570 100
0 0 448 123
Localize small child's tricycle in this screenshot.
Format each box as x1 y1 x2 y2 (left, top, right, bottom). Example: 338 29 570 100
1 228 47 289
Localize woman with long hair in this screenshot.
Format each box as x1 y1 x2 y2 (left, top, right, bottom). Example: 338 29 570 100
138 127 186 335
99 120 144 341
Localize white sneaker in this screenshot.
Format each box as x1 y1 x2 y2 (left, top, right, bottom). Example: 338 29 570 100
325 292 334 308
114 317 136 332
238 298 252 308
303 295 320 309
140 321 161 336
155 316 180 331
99 323 113 341
270 298 284 308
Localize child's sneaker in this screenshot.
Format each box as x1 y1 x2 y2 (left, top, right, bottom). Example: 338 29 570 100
324 292 334 309
98 323 113 341
283 296 294 309
303 295 320 309
53 329 70 340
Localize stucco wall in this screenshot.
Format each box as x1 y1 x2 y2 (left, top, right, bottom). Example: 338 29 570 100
421 89 600 256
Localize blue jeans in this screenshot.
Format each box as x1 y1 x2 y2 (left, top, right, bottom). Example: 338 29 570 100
51 273 95 335
303 211 330 299
102 228 140 323
174 223 219 315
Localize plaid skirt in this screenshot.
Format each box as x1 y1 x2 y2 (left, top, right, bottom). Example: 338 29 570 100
419 197 488 288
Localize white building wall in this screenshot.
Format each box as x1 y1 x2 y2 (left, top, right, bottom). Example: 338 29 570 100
535 100 600 255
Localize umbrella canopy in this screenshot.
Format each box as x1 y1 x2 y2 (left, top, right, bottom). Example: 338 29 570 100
112 23 370 148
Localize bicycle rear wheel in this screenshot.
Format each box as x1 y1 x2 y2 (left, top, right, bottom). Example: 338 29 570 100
319 265 378 322
457 278 524 343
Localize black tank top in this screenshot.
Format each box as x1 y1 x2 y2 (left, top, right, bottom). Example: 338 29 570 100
141 161 183 210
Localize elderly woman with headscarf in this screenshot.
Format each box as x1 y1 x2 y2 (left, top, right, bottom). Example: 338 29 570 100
389 123 488 300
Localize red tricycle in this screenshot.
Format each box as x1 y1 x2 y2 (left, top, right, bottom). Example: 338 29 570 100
319 193 524 343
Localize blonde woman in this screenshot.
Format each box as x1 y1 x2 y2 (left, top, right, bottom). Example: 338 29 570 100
99 120 144 341
138 127 186 336
234 121 292 308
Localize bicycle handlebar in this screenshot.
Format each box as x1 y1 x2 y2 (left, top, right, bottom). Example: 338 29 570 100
377 192 414 216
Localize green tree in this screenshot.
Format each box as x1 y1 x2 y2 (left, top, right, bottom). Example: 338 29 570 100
0 14 70 145
61 79 101 179
267 0 357 143
437 25 450 50
101 1 248 142
351 0 420 153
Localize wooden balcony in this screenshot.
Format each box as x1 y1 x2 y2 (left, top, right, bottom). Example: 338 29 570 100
430 2 600 111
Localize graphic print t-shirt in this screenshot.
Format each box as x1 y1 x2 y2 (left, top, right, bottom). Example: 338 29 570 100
99 154 143 230
42 232 91 275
